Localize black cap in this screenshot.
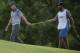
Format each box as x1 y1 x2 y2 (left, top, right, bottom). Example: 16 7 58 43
8 1 16 6
56 2 64 6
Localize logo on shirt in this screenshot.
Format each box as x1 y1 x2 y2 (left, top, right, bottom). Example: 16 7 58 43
60 16 63 18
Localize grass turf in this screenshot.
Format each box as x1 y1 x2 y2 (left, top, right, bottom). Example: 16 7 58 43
0 40 80 53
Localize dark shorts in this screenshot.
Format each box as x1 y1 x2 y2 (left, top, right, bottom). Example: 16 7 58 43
58 25 69 39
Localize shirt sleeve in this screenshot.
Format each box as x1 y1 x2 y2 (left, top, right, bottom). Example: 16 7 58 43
54 12 58 18
66 9 72 18
11 12 12 18
18 10 24 17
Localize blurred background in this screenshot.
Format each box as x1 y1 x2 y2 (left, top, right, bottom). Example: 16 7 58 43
0 0 80 51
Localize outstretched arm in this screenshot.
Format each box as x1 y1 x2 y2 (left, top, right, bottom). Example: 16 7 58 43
69 17 75 27
32 15 58 25
45 16 57 22
19 10 32 26
5 18 11 31
21 15 32 25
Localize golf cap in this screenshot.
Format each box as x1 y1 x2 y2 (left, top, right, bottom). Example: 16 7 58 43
56 2 64 6
9 1 16 6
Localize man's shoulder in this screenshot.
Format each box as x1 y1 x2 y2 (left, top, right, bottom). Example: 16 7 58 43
17 9 21 12
17 9 20 11
65 9 70 12
11 11 13 14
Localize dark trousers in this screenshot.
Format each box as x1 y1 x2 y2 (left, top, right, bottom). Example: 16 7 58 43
10 24 23 43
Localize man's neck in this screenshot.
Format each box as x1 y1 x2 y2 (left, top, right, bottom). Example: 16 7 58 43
12 8 17 12
60 8 65 12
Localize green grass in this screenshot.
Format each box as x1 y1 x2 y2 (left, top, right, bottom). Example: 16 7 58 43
0 40 80 53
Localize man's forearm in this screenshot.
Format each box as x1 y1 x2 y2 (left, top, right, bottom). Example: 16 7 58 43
32 17 57 25
6 19 11 28
70 17 76 30
22 16 31 25
70 17 75 27
45 17 57 22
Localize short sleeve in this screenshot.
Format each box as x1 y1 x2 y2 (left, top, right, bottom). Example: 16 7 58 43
11 11 14 19
66 9 72 18
18 9 24 17
11 12 12 18
55 13 58 18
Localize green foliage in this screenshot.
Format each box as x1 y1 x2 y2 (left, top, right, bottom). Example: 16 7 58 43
0 0 80 50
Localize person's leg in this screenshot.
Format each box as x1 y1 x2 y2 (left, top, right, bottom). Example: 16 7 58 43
10 25 17 42
15 24 23 43
58 30 61 48
62 26 69 49
59 38 65 48
58 30 64 48
58 28 69 48
10 24 23 43
63 37 69 49
58 38 61 48
17 36 23 43
62 38 65 48
58 37 63 48
62 38 66 48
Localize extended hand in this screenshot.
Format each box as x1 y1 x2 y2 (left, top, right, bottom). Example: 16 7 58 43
5 27 8 32
27 23 32 26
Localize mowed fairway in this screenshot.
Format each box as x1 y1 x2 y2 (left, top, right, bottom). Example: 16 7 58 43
0 40 79 53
